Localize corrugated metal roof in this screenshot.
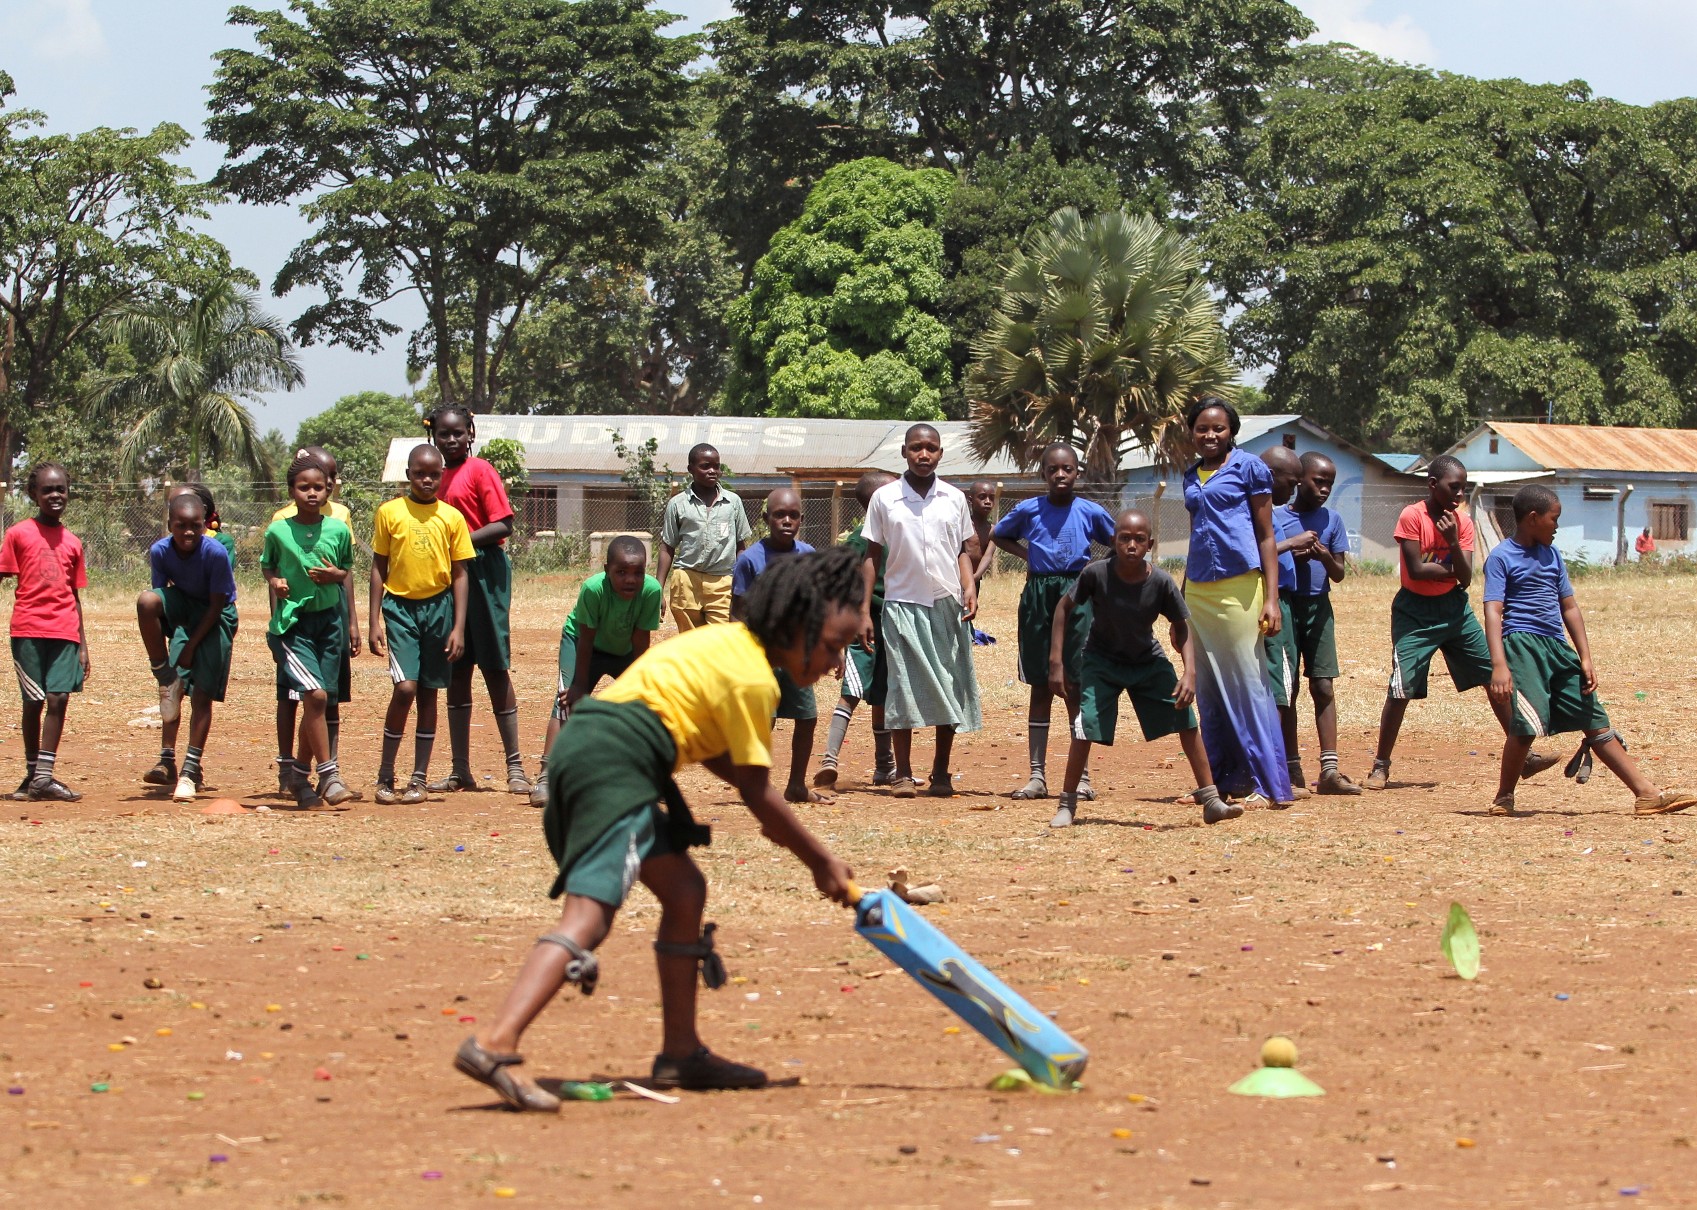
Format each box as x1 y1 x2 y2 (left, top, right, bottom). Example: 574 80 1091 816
1488 422 1697 474
1374 453 1426 473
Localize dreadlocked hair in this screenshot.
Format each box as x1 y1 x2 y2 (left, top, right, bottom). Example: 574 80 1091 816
743 545 865 658
184 483 220 531
25 462 68 499
423 403 473 433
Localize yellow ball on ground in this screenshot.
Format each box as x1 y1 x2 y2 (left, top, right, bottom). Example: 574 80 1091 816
1261 1035 1298 1068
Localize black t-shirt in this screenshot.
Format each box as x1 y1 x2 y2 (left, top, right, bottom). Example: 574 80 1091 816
1067 560 1188 664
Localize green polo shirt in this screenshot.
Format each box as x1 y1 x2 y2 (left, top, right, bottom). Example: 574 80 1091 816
660 485 752 576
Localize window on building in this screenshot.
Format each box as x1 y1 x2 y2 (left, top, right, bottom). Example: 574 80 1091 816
519 487 556 533
1650 502 1690 542
1582 485 1619 501
1488 437 1500 454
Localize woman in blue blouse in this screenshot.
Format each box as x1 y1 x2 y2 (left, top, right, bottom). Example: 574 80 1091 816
1182 397 1293 809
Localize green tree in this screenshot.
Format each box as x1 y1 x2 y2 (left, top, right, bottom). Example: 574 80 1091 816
0 72 231 466
294 390 422 487
968 208 1238 479
478 437 528 497
83 278 302 481
208 0 696 410
726 157 955 420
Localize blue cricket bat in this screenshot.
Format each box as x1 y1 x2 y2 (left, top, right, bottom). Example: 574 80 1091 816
848 883 1088 1087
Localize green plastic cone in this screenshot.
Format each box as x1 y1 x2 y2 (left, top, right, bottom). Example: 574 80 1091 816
1228 1066 1325 1097
1440 901 1480 980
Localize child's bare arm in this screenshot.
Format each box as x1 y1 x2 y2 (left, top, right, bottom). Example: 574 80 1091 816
1483 600 1513 706
1172 616 1196 708
703 755 855 903
566 626 598 707
74 587 91 677
1560 594 1596 693
447 560 469 661
368 555 389 654
1047 593 1076 698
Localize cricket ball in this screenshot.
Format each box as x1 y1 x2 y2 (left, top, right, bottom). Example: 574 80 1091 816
1260 1035 1298 1068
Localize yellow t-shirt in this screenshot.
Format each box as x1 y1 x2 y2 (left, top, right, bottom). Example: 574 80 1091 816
372 496 474 599
600 623 778 770
274 500 353 525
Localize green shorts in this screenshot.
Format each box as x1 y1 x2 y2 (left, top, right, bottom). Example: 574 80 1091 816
776 668 816 721
277 596 351 704
1264 597 1298 707
1018 574 1089 685
457 546 512 674
12 637 83 699
1388 587 1492 700
843 640 875 701
383 591 455 690
149 586 238 701
1075 649 1197 744
545 699 707 904
553 631 636 722
864 606 889 708
1287 593 1340 681
267 607 345 699
1502 631 1611 739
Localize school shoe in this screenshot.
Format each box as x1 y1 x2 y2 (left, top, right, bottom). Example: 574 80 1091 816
427 771 478 793
1363 760 1391 791
926 774 955 797
158 676 185 724
1634 788 1697 816
506 768 533 796
528 779 548 808
811 759 838 790
318 777 356 807
1287 767 1312 799
143 760 177 787
1520 750 1560 780
649 1045 767 1091
1075 771 1096 802
27 776 81 802
1317 770 1363 796
374 779 403 805
889 776 918 798
871 763 898 786
278 765 307 797
1487 794 1521 816
172 773 199 804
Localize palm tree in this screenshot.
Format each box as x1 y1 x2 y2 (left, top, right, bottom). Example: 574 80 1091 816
968 208 1239 481
84 279 303 482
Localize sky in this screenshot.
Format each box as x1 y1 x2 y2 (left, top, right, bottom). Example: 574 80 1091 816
3 0 1695 437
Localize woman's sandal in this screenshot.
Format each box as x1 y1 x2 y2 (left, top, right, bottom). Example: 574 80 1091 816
453 1035 562 1112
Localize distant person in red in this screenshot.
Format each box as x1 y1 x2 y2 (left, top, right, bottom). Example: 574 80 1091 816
1636 527 1656 558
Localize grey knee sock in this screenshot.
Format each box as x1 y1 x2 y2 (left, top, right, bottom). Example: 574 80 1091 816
495 707 523 774
446 703 473 776
873 725 893 771
823 700 857 764
377 729 404 785
412 730 435 784
1027 721 1050 779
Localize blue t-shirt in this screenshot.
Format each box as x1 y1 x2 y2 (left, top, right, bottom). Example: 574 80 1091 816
732 537 817 598
1271 507 1300 593
990 495 1116 576
150 534 237 604
1482 539 1572 640
1183 448 1274 584
1287 504 1349 596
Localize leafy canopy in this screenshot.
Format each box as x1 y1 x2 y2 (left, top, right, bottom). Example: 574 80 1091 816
726 157 955 420
294 390 422 487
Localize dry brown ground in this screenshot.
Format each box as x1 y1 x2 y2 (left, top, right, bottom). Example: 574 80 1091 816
4 571 1697 1208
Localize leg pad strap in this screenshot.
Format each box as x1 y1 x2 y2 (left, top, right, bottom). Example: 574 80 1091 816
654 921 727 990
537 932 599 996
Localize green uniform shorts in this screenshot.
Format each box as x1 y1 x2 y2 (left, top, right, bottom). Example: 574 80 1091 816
267 606 344 699
1018 573 1089 685
1502 631 1610 739
382 591 455 690
1388 587 1492 700
776 667 816 721
1075 649 1197 745
1287 593 1340 681
457 546 512 674
553 631 636 722
149 586 238 701
12 637 83 700
545 699 708 905
1264 597 1298 707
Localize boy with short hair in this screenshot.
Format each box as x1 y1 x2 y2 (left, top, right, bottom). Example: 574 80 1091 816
1259 446 1306 795
1364 455 1554 790
964 479 998 584
1483 485 1696 816
1048 509 1237 828
529 535 662 809
991 443 1115 800
732 488 822 802
815 470 897 790
368 445 472 804
657 443 752 632
860 424 982 798
1282 452 1360 795
137 492 239 802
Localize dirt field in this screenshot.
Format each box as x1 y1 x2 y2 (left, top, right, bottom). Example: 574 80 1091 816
4 570 1697 1208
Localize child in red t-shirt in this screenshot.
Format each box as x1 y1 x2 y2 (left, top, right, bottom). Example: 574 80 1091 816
0 463 90 801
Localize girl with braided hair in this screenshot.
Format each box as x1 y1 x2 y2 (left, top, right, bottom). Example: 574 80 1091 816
456 546 863 1111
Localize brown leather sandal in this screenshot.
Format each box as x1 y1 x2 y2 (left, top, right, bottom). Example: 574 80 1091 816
453 1036 562 1112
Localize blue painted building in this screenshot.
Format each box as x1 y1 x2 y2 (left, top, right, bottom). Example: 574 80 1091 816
1445 422 1697 565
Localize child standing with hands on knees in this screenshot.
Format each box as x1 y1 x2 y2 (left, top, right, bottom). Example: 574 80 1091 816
991 443 1115 801
261 454 356 810
1482 485 1695 817
369 445 472 805
0 463 89 802
1048 509 1236 828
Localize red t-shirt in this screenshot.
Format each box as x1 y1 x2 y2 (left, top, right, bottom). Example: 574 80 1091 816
438 456 514 542
1393 503 1474 596
0 519 88 641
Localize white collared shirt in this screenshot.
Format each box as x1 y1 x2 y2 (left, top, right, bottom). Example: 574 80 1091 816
863 475 971 605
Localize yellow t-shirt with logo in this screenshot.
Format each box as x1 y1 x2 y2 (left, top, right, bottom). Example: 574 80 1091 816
600 623 778 769
372 496 473 599
274 500 353 525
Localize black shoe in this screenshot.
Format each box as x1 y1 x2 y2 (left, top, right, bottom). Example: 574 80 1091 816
427 771 478 793
28 776 81 802
649 1046 767 1091
142 760 177 787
